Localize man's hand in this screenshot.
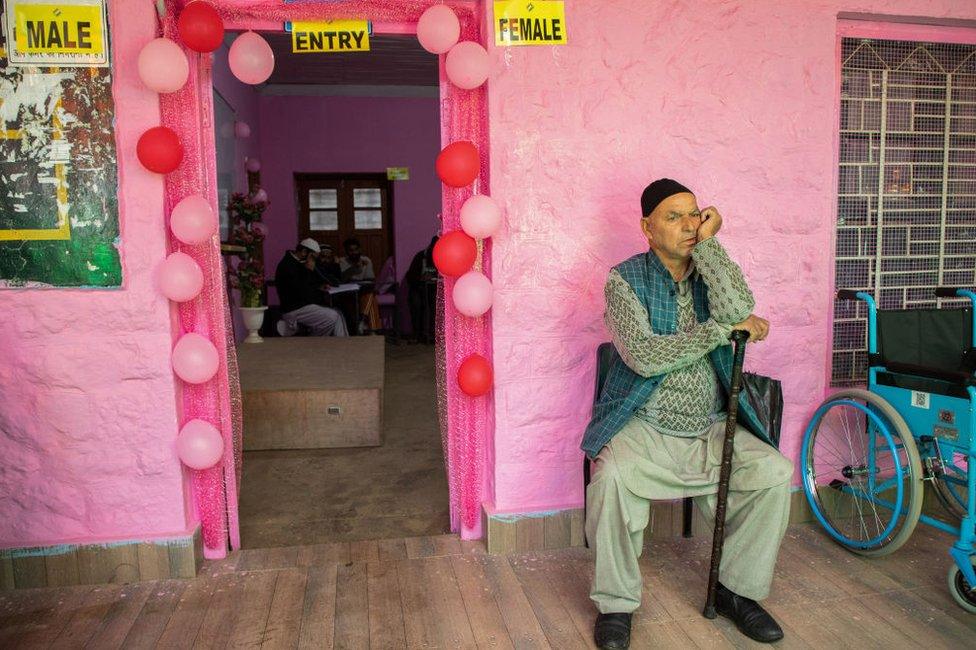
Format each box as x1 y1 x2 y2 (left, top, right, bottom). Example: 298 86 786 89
731 313 769 342
698 206 723 242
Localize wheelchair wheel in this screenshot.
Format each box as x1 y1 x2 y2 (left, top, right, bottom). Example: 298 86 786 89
930 451 970 522
801 389 923 557
948 558 976 614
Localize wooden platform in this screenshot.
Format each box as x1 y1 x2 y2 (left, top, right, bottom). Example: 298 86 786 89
1 523 973 648
238 337 384 450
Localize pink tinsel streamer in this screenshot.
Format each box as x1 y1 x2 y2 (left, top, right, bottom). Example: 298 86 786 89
159 0 492 545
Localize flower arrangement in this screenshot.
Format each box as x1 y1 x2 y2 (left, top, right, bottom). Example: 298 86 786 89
227 191 269 308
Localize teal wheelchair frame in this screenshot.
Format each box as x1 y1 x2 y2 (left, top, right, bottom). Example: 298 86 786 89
801 286 976 612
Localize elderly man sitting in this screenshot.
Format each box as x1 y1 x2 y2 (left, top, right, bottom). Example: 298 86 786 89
582 179 793 649
274 238 348 337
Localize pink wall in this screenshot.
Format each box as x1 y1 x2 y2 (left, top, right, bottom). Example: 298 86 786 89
486 1 976 514
257 94 442 286
0 1 192 546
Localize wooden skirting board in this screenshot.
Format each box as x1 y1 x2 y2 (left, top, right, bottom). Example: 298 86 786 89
1 528 202 590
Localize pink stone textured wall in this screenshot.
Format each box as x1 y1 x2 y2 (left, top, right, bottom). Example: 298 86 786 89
0 1 191 546
486 1 976 513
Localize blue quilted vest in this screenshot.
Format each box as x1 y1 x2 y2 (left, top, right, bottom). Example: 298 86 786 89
580 250 770 460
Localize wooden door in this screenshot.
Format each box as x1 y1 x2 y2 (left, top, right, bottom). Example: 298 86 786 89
295 173 394 269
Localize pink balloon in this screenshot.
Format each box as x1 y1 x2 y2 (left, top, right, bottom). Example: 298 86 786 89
460 195 502 239
170 194 216 245
452 271 493 317
172 333 219 384
246 157 261 173
159 252 204 302
250 188 268 204
417 5 460 54
446 41 489 90
234 121 251 138
176 419 224 470
137 37 189 93
229 31 275 85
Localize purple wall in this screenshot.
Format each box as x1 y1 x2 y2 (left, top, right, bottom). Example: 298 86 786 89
213 43 261 200
257 94 441 286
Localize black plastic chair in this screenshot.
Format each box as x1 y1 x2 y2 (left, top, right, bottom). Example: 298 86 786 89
583 343 694 547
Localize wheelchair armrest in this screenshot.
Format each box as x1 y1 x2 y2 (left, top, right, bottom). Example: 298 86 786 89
883 360 975 387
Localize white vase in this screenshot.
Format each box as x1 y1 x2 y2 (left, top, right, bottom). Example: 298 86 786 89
239 306 268 343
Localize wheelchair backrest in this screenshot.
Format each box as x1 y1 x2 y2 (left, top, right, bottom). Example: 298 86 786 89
877 307 973 372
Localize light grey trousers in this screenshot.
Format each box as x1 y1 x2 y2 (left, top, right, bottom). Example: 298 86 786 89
586 417 794 614
281 304 349 337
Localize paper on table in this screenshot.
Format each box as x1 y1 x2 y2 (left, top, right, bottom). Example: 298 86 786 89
327 283 360 295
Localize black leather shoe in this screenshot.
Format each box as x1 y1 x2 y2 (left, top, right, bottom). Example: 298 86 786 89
594 612 632 649
715 583 784 643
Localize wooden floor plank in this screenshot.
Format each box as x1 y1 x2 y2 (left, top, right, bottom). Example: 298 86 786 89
404 536 437 559
349 540 380 564
6 585 92 649
50 584 124 648
367 559 408 649
120 580 188 648
193 573 247 649
376 537 408 564
227 570 278 648
262 568 307 649
298 565 337 650
0 524 971 650
238 546 299 573
477 554 549 648
628 620 696 649
155 575 217 648
450 554 514 649
296 543 350 568
508 553 589 649
334 562 370 650
85 582 153 649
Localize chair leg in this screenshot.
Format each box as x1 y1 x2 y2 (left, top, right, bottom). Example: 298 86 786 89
682 496 693 538
583 457 591 548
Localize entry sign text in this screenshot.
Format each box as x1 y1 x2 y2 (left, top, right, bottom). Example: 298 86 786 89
292 20 370 53
5 0 108 66
494 1 566 46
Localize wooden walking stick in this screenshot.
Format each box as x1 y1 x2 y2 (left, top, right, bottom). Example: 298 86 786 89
703 329 750 619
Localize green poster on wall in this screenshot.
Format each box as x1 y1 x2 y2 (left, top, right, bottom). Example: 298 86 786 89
0 32 122 288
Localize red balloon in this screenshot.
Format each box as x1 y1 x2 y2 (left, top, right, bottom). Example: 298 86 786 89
433 231 477 277
178 1 224 53
436 141 479 187
137 126 183 173
458 354 493 396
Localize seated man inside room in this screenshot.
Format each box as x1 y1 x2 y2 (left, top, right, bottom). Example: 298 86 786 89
339 237 376 282
274 238 348 337
581 179 793 649
315 243 342 286
406 236 440 344
339 237 380 332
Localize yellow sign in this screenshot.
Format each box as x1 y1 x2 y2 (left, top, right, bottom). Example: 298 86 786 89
494 1 567 46
292 20 370 53
386 167 410 181
5 0 108 66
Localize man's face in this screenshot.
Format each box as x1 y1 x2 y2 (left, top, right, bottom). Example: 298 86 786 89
320 248 336 264
640 192 701 262
297 248 310 261
346 244 361 261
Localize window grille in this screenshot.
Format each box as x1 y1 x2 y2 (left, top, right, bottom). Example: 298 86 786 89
832 38 976 386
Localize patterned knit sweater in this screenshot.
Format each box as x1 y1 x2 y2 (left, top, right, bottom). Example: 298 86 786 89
604 237 755 436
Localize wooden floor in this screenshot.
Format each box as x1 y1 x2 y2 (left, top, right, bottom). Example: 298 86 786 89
1 523 973 648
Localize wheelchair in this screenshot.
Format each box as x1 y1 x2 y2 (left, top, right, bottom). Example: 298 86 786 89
801 286 976 612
